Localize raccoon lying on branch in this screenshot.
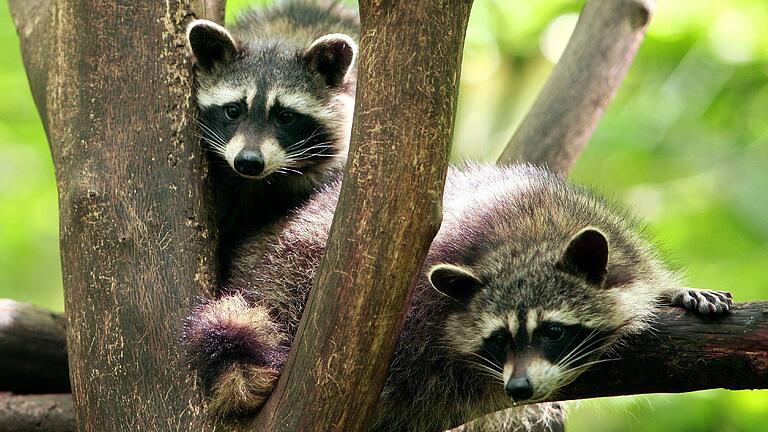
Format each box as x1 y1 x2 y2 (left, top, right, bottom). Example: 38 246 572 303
183 163 732 431
186 0 358 270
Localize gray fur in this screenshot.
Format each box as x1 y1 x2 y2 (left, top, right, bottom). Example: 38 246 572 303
187 163 731 431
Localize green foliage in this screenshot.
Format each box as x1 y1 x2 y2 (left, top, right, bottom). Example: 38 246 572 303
1 0 766 429
0 1 61 310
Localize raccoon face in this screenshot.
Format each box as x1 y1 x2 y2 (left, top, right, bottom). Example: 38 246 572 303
429 228 622 403
186 20 356 180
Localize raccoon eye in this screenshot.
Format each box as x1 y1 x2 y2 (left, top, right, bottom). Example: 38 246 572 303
486 330 509 351
481 330 510 365
277 110 296 125
543 325 565 341
223 104 243 120
491 333 508 350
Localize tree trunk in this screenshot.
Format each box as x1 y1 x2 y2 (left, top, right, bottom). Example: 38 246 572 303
9 1 225 430
10 0 473 430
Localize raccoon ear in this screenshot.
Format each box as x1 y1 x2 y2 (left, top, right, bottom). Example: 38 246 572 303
557 228 609 286
428 264 482 302
303 33 358 87
186 19 239 71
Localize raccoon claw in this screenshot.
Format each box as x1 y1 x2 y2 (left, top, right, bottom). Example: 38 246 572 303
671 288 733 315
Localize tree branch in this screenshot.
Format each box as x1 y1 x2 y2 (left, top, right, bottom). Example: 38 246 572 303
497 0 656 174
252 1 474 430
0 300 69 394
491 3 656 429
557 301 768 401
0 394 74 432
10 0 227 429
3 302 764 431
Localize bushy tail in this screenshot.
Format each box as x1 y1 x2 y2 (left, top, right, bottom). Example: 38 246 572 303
182 294 286 417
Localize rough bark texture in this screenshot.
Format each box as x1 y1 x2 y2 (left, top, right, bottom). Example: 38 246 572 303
0 300 69 394
251 1 473 430
558 301 768 400
0 394 75 432
9 1 226 430
497 0 656 174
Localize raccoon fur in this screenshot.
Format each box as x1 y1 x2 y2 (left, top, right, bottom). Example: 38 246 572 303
186 0 359 270
182 163 732 431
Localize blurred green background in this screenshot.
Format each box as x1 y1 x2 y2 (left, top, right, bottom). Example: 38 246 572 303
1 0 766 430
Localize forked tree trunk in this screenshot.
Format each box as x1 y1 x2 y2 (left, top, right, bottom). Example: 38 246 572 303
6 0 768 431
9 0 471 430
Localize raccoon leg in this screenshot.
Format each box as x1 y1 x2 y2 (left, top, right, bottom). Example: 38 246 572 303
667 288 733 315
182 294 287 417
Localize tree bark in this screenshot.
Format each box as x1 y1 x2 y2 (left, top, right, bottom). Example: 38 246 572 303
9 1 226 430
0 394 75 432
0 300 69 394
251 1 473 431
497 0 656 174
557 301 768 400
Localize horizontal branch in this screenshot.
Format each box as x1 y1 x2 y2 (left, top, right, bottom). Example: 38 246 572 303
557 301 768 400
454 301 768 430
0 394 74 432
0 300 69 393
498 0 656 174
4 300 766 425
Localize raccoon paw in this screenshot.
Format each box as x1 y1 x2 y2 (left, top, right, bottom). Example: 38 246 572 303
208 363 280 417
670 288 733 315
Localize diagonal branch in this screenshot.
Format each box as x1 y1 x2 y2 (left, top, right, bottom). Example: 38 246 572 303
497 0 656 174
251 1 474 430
489 2 656 429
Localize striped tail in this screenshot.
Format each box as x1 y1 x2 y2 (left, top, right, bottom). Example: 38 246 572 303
182 294 286 416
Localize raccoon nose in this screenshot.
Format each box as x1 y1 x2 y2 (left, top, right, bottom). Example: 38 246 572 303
505 377 533 401
233 149 265 177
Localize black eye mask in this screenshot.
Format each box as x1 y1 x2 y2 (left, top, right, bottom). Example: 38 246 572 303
479 329 511 367
476 322 614 371
536 322 613 368
270 104 333 160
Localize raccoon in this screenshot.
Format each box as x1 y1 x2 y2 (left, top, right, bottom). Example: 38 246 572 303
182 163 732 430
186 0 359 269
